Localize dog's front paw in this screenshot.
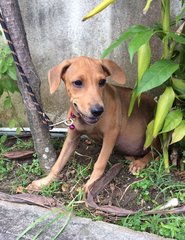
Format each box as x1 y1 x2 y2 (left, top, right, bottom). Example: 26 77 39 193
129 159 147 174
83 180 93 195
26 176 54 192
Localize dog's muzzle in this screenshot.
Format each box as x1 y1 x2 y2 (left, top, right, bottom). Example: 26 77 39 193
73 102 104 125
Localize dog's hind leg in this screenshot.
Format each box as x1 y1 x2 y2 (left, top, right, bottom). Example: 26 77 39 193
129 151 154 174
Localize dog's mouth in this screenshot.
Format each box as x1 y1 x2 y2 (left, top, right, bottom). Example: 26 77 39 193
79 112 100 124
73 103 100 125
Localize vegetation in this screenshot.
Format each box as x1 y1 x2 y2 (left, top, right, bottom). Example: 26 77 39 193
0 136 185 239
0 32 22 130
84 0 185 172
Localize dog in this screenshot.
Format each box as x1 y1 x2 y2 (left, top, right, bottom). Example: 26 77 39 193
28 56 157 192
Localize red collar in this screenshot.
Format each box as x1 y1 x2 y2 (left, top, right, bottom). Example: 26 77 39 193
68 111 76 130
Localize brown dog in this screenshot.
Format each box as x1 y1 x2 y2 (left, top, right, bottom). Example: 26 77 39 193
28 56 157 192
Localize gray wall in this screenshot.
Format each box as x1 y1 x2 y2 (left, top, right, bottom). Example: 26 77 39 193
0 0 181 126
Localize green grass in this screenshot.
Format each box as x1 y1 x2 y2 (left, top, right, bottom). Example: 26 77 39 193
120 213 185 239
119 157 185 240
131 157 185 205
14 158 44 187
0 135 43 189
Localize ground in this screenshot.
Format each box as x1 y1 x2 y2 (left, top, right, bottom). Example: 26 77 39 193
0 134 185 239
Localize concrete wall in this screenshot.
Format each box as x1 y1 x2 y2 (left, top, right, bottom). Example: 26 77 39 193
0 0 181 126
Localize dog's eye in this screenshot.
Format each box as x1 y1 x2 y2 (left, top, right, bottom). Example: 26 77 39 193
99 79 106 87
72 80 83 88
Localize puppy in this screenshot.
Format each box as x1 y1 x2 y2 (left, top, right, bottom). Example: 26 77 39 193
28 56 157 192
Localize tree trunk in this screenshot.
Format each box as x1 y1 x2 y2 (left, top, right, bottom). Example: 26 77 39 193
0 0 56 171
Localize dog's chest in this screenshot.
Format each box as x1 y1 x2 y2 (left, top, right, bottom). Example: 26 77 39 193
74 120 103 140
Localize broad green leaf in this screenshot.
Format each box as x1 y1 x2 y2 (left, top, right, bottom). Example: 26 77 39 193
153 87 175 137
137 60 179 95
171 120 185 144
144 119 154 149
168 32 185 45
1 78 19 93
82 0 116 21
6 56 14 66
101 25 149 59
161 109 183 133
0 63 8 74
128 29 153 63
128 42 152 116
137 42 151 82
172 78 185 99
128 88 137 117
7 66 17 80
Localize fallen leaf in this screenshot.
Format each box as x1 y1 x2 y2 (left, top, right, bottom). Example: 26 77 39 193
3 149 34 160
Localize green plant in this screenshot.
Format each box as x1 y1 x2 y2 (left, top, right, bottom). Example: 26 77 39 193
0 32 22 130
0 158 15 180
83 0 185 172
15 158 43 187
41 181 62 197
131 159 185 205
120 213 185 240
0 136 34 178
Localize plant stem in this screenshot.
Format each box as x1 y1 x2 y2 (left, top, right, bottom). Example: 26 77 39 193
161 0 170 58
162 133 170 173
178 23 185 78
161 0 170 172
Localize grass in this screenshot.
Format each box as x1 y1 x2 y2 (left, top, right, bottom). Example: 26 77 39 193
131 157 185 205
120 213 185 240
119 157 185 239
0 135 185 239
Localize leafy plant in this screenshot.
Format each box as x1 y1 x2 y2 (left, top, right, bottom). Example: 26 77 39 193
41 180 62 197
15 158 43 187
131 159 185 205
83 0 185 172
0 32 22 130
120 213 185 240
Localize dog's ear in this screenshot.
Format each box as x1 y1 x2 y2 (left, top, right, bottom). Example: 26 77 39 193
48 60 71 94
101 59 126 84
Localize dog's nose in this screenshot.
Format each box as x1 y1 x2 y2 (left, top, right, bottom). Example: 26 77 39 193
91 105 104 117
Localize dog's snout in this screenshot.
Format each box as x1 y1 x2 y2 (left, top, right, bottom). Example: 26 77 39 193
91 105 104 117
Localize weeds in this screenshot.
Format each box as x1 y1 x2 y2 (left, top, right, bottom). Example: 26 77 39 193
41 181 62 197
15 158 43 187
120 213 185 240
131 158 185 205
122 158 185 240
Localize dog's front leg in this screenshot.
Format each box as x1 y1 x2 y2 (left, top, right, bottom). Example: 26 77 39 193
84 130 118 192
27 129 81 190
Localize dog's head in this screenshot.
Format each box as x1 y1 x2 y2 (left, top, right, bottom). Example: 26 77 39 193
48 56 126 124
